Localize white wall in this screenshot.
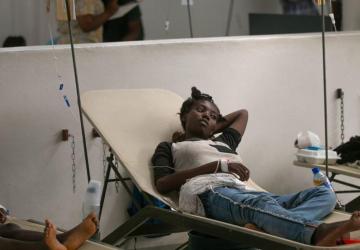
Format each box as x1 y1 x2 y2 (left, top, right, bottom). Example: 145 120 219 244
343 0 360 31
0 0 55 46
1 32 360 240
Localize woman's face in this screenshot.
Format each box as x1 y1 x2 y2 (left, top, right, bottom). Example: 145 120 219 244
183 100 220 139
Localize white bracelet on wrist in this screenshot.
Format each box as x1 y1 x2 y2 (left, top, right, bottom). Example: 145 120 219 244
220 159 229 172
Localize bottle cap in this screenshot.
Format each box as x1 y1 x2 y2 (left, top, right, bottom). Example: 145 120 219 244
312 167 320 174
0 205 9 215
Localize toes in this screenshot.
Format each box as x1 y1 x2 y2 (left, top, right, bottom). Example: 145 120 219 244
47 219 53 226
86 212 96 220
44 227 50 237
47 221 56 232
351 211 360 219
44 220 50 233
92 217 99 226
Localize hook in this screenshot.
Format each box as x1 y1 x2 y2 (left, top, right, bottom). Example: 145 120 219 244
336 88 344 99
92 128 100 138
62 129 69 141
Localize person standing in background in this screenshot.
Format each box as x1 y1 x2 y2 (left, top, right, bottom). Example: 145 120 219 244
2 36 26 47
281 0 319 15
280 0 341 30
102 0 144 42
57 0 119 44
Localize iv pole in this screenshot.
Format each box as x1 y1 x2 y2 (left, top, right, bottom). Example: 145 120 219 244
186 0 194 38
320 0 329 178
64 0 91 183
225 0 234 36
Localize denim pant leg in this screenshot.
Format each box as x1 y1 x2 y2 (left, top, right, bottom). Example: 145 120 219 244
269 186 336 221
199 187 320 244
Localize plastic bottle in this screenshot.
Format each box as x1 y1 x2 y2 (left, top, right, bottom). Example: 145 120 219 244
312 167 344 209
82 180 102 240
82 180 102 219
0 205 9 215
312 167 334 191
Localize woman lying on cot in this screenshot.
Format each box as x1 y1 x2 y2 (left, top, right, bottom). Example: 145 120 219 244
151 87 360 246
0 205 97 250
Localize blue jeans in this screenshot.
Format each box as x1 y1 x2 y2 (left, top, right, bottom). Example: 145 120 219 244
198 186 336 244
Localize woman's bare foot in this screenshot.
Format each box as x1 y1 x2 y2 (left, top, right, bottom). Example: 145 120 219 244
63 212 98 250
44 219 67 250
346 211 360 231
315 211 360 246
244 223 264 232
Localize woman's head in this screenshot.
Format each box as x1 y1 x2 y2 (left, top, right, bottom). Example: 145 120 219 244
179 87 224 139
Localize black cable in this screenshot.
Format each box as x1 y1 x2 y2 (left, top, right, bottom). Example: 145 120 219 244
186 0 194 38
64 0 91 183
320 1 329 178
225 0 234 36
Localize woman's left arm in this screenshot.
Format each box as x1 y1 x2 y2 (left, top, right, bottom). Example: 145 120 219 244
215 109 248 136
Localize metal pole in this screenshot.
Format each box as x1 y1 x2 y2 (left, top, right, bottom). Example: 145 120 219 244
186 0 194 38
320 0 329 178
65 0 91 182
225 0 234 36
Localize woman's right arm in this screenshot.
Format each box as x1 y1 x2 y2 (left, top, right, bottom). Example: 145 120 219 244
155 161 219 194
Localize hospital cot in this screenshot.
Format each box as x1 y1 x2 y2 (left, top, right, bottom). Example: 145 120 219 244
81 88 359 250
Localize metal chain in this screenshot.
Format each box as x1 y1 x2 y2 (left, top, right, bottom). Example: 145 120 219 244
70 135 76 193
102 141 107 181
114 159 120 193
340 95 345 144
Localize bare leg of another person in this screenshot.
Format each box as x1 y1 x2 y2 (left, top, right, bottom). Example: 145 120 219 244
0 221 65 250
44 220 67 250
315 211 360 246
0 212 97 245
62 212 97 250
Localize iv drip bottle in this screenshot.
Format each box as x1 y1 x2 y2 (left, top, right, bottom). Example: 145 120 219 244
312 167 343 209
83 180 102 219
312 167 334 191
